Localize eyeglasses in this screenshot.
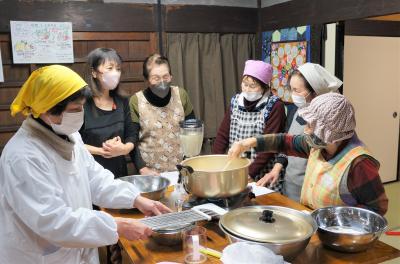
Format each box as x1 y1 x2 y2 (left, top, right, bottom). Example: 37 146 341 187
149 74 172 83
241 82 260 89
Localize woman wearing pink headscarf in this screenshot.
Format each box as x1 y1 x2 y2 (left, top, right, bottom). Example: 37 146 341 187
213 60 286 191
228 93 388 215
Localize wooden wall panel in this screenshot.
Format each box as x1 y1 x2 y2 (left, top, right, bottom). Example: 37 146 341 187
0 31 158 153
0 110 25 127
0 88 20 105
0 133 15 148
165 5 257 33
0 2 156 32
119 82 146 98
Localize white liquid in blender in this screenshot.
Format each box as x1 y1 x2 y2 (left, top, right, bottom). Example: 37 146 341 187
180 133 203 157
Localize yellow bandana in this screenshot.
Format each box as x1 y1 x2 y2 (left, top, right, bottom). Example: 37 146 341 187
10 65 87 118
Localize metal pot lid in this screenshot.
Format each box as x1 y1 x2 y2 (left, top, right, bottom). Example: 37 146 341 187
219 206 316 243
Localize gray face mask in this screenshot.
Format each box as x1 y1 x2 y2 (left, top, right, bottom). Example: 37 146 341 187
150 81 171 98
304 133 327 149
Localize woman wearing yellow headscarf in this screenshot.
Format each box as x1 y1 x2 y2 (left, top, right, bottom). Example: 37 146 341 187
0 65 171 264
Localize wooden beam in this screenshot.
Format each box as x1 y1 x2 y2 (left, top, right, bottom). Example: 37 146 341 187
0 2 156 32
0 125 19 133
345 19 400 37
73 56 148 63
73 32 151 41
261 0 400 31
310 24 324 64
368 13 400 21
165 5 257 33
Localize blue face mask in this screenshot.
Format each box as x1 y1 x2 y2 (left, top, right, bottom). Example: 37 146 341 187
304 133 327 149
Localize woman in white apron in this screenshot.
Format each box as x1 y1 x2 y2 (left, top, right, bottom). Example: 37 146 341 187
213 60 287 191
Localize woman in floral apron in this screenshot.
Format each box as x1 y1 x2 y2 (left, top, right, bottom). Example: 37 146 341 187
213 60 287 192
130 54 195 174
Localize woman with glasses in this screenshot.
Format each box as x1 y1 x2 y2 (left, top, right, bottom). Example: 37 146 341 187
212 60 287 192
129 54 195 174
80 48 137 179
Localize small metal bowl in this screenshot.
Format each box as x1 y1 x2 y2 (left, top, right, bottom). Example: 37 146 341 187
119 175 170 201
151 223 195 246
311 206 387 253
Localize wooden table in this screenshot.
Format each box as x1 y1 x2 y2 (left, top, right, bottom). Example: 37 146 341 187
105 193 400 264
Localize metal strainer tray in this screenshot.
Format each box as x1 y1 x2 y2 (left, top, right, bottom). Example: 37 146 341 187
139 208 213 231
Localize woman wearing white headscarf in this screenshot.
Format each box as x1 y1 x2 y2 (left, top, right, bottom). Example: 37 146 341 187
228 93 388 215
257 63 342 202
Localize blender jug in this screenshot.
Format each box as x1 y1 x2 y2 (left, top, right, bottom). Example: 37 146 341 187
179 119 204 158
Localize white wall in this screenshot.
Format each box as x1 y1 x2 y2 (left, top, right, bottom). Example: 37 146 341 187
324 23 336 76
343 36 400 183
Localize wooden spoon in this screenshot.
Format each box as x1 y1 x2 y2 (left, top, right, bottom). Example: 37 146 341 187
222 158 235 171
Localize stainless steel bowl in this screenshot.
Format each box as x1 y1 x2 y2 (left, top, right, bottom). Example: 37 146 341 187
219 206 317 261
150 223 195 246
311 206 388 253
119 175 170 201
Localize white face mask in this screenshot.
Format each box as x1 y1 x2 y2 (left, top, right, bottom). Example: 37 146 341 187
50 111 84 135
242 91 263 102
291 94 307 108
100 71 121 90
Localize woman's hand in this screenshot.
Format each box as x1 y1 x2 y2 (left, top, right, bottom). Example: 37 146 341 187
134 196 172 216
139 166 160 176
102 136 134 158
256 163 283 187
115 217 153 240
227 137 257 159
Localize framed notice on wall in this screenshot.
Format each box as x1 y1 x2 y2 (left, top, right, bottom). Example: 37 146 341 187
10 21 74 64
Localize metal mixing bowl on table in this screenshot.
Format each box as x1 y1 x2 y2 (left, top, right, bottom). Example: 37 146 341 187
311 206 387 253
119 175 170 201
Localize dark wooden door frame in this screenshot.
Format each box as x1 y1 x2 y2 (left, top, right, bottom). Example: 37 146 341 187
260 0 400 31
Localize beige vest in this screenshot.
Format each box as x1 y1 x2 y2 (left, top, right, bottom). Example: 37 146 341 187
137 86 185 172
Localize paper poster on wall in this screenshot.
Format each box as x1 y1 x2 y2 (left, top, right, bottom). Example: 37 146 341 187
0 48 4 82
270 41 307 102
10 21 74 64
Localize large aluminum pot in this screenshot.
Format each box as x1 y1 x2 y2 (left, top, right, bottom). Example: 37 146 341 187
219 206 317 261
119 175 170 201
311 206 388 253
177 155 251 198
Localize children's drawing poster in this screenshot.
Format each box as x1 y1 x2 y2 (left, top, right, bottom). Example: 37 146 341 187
271 41 307 102
262 25 311 102
10 21 74 64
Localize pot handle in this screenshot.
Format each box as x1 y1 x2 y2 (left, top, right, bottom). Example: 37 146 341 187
176 164 194 181
176 164 194 193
